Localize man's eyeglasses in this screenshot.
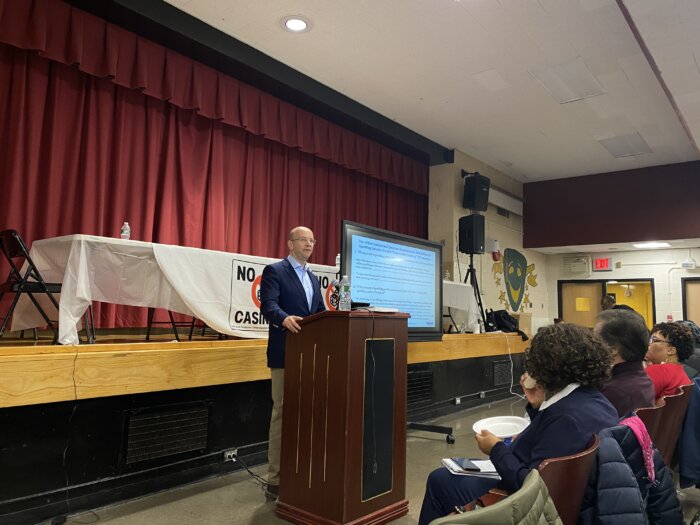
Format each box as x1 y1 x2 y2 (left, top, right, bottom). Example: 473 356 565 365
292 237 317 245
649 336 671 345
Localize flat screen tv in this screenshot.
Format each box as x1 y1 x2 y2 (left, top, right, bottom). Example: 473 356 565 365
340 221 442 342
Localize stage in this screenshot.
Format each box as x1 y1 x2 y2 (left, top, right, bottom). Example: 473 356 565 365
0 332 527 408
0 331 526 525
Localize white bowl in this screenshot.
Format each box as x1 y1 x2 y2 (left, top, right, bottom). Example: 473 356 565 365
473 416 529 438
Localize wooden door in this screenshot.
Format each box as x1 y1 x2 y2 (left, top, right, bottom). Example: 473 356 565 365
684 279 700 325
560 282 604 328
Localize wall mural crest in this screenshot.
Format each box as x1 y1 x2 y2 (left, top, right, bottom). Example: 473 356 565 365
492 248 538 311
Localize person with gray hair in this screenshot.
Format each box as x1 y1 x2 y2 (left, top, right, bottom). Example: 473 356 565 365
594 309 655 417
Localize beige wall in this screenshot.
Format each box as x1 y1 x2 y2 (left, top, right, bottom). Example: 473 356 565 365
430 153 700 331
429 150 551 332
546 248 700 324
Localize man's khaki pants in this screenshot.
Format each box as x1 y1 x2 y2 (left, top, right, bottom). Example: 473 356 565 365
267 368 284 486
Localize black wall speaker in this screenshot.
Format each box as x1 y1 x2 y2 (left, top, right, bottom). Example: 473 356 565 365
459 214 485 254
462 171 490 211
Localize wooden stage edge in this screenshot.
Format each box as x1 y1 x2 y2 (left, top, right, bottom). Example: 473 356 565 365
0 333 526 408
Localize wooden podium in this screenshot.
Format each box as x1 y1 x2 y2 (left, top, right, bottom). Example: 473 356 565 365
277 310 409 525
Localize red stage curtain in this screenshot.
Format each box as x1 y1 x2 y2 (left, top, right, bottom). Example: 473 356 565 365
0 0 428 195
0 44 427 329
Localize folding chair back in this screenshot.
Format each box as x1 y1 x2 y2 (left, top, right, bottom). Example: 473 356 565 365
0 229 47 285
0 230 60 340
656 384 693 466
538 434 600 525
635 403 664 447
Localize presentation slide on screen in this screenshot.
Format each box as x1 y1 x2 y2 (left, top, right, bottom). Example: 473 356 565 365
351 236 436 327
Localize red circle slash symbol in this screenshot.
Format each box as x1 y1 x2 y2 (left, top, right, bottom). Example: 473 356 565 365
251 274 263 308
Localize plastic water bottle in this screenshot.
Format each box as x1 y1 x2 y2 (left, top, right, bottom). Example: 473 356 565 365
335 253 341 267
339 275 351 311
120 222 131 240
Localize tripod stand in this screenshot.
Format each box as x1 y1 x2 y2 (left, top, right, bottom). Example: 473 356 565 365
463 253 487 329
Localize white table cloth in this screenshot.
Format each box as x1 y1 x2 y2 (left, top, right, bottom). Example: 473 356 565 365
442 280 480 332
12 235 338 345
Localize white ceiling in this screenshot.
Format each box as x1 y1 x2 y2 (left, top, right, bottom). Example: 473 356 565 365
535 238 700 254
165 0 700 183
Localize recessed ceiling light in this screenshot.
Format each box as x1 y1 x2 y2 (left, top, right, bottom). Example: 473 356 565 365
632 242 671 249
282 16 311 33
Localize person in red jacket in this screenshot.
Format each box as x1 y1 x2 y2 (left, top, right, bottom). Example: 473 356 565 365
645 322 693 401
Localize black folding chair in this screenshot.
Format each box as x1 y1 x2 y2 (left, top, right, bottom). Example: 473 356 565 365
189 319 228 340
0 230 95 344
145 310 227 341
145 308 192 342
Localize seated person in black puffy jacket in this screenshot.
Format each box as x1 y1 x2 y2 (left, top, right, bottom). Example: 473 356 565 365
578 423 683 525
418 323 619 525
679 320 700 379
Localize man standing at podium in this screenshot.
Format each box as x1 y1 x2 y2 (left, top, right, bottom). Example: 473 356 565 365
260 226 326 500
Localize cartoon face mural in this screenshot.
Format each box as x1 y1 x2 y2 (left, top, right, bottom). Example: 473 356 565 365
504 249 527 311
492 248 538 312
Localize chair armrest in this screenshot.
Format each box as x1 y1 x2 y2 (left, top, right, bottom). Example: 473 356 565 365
460 488 511 510
450 488 511 515
477 489 510 506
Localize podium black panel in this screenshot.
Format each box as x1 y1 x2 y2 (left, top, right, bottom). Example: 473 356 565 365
362 339 394 501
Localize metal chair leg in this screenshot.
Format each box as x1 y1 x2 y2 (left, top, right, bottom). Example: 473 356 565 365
82 305 95 344
407 422 456 444
25 292 58 343
18 328 39 340
188 318 197 340
0 288 26 337
167 310 181 342
89 305 96 343
146 307 155 341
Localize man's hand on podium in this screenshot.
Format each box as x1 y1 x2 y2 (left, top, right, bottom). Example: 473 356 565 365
283 315 303 333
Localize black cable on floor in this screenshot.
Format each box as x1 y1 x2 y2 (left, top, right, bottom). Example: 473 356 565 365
233 454 268 486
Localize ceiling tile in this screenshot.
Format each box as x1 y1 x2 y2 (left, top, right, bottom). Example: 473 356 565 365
164 0 699 181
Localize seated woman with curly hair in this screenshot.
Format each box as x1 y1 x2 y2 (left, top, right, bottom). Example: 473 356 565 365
646 322 693 401
418 323 619 525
